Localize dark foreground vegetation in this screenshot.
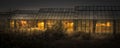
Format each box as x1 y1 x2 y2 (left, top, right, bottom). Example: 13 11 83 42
0 30 120 48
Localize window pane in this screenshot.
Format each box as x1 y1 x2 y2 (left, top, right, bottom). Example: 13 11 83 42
62 20 74 34
116 20 120 34
10 20 14 28
77 20 93 33
38 21 45 31
95 21 113 33
46 20 57 29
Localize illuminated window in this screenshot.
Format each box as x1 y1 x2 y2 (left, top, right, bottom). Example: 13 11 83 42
96 22 111 27
15 20 28 28
10 20 14 28
15 20 42 31
38 21 45 31
46 20 57 29
27 20 37 28
95 21 113 33
116 20 120 33
21 20 27 27
62 20 74 34
77 20 93 33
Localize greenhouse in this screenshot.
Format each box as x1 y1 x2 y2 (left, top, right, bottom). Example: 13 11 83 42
0 5 120 35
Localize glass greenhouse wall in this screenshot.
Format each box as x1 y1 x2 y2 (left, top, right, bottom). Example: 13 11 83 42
0 5 120 35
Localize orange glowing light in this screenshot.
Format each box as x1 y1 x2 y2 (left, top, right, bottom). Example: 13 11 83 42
47 20 54 29
10 21 14 28
63 21 74 34
38 22 45 31
96 23 101 26
20 20 27 27
21 20 27 25
101 24 106 26
106 22 111 27
96 22 111 27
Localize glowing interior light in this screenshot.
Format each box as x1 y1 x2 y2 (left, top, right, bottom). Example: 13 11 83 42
96 22 111 27
47 21 54 29
70 22 73 26
101 24 106 26
21 20 27 25
106 22 111 27
67 22 74 34
10 21 14 28
38 22 44 31
95 21 112 33
63 21 74 34
96 23 101 26
20 20 27 28
41 22 44 26
11 21 14 25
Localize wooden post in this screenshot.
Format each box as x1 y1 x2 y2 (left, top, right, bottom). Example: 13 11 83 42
74 19 78 32
14 20 17 32
113 19 116 36
44 19 46 31
6 19 10 32
93 19 96 34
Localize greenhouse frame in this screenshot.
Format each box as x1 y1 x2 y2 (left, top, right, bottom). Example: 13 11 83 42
0 5 120 35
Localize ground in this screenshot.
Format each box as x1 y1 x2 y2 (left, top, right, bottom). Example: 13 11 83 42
0 31 120 48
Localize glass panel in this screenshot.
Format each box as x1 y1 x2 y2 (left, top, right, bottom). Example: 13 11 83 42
15 20 40 31
16 20 28 28
77 20 93 33
116 20 120 33
46 20 57 29
10 20 14 28
95 21 113 33
21 20 27 27
62 20 74 34
38 21 45 31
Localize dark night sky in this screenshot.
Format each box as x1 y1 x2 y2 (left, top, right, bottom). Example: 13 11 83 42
0 0 120 11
